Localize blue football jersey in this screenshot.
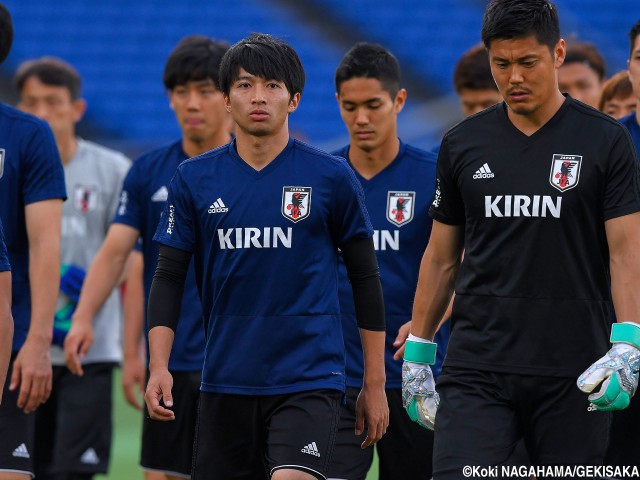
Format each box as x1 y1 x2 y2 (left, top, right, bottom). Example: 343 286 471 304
620 114 640 157
113 140 205 371
334 141 449 388
0 219 10 272
0 103 67 351
154 138 373 395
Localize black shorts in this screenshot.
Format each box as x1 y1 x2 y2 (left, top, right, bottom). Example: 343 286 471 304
0 352 36 477
327 387 434 480
433 367 610 480
34 363 115 477
141 370 201 478
192 389 342 480
606 393 640 469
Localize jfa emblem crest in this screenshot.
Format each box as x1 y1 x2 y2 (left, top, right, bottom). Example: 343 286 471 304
387 191 415 227
282 186 311 223
549 154 582 192
73 185 98 213
0 149 5 179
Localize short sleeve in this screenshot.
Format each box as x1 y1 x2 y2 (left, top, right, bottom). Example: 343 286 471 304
113 158 144 230
106 155 131 230
429 135 465 225
603 128 640 221
153 168 195 253
22 121 66 205
0 219 10 271
331 158 373 247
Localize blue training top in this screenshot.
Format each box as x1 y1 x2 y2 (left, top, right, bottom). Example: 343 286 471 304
113 140 205 371
0 103 67 351
154 138 373 395
334 141 449 388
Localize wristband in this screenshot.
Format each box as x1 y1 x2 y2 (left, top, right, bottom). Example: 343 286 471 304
404 339 437 365
611 322 640 349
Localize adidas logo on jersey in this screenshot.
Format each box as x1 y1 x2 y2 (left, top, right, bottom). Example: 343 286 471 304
151 186 168 202
208 198 229 213
12 443 30 459
473 163 495 179
80 447 100 464
301 442 321 457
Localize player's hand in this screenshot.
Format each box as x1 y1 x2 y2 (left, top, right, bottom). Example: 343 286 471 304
355 382 389 449
393 320 412 360
145 368 175 421
402 338 439 430
122 354 146 410
9 335 52 413
63 316 94 376
578 322 640 411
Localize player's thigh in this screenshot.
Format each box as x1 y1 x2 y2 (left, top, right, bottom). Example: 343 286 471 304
141 370 200 479
191 392 268 480
376 388 434 480
523 375 610 468
0 354 35 478
433 367 520 480
326 387 372 480
267 389 342 480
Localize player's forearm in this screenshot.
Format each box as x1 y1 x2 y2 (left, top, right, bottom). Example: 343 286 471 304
122 253 145 359
74 244 130 325
27 232 59 342
148 326 174 371
411 245 459 340
359 329 386 385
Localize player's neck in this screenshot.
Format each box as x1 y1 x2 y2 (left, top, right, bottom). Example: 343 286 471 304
58 135 78 166
348 136 400 180
234 125 290 171
182 131 232 159
507 90 565 137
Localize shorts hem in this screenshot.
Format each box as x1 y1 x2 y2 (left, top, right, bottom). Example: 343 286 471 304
271 464 326 480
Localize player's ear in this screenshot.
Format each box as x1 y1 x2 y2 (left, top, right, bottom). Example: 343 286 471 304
394 88 407 114
73 98 87 123
288 92 301 113
224 94 231 112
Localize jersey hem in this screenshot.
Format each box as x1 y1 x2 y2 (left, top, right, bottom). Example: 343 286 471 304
200 380 345 395
444 358 585 378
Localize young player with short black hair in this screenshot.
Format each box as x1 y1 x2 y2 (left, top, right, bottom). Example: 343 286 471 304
327 41 444 480
15 56 131 480
64 35 232 480
147 33 389 480
0 3 67 479
621 20 640 146
0 219 13 405
453 44 503 116
402 0 640 477
558 40 606 108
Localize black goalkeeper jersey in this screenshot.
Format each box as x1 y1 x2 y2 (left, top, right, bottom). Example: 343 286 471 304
430 97 640 377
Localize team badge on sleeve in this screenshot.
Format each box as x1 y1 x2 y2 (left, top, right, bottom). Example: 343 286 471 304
73 185 98 213
0 149 4 179
549 154 582 192
387 191 415 227
282 186 311 223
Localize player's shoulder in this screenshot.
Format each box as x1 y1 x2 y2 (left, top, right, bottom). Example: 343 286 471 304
401 142 438 167
0 102 51 135
131 139 184 170
77 138 130 168
177 142 229 173
443 103 501 140
293 138 351 172
567 97 627 132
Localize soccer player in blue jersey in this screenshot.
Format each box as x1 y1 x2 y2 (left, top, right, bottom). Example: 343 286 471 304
621 20 640 147
0 219 13 405
0 3 67 479
64 36 232 480
147 33 389 480
403 0 640 477
327 42 444 480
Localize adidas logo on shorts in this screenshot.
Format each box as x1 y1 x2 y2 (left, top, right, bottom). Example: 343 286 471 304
12 443 30 458
473 163 495 179
301 441 320 457
587 403 597 412
81 447 100 464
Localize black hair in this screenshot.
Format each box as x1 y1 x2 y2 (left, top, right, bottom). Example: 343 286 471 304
453 44 498 93
218 33 305 100
563 41 606 80
334 42 401 97
163 35 229 91
0 3 13 65
629 20 640 58
15 56 82 100
482 0 560 54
